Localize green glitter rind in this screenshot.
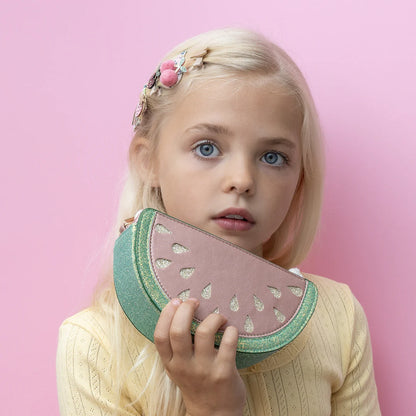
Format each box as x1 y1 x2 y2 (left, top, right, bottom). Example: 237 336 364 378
114 208 318 368
114 214 161 343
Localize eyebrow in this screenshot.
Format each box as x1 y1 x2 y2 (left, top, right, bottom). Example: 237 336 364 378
187 123 296 149
186 123 231 136
260 137 296 149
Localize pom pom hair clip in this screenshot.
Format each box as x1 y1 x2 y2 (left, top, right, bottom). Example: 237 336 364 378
132 48 209 129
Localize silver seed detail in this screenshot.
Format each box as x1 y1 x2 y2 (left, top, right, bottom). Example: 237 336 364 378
172 243 189 254
178 289 190 301
274 307 286 323
213 307 220 314
253 295 264 311
244 316 254 333
201 283 212 299
179 268 195 279
289 286 303 297
155 224 171 234
230 295 239 311
268 286 281 298
155 258 171 269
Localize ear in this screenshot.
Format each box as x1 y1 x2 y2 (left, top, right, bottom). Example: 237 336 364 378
129 136 159 187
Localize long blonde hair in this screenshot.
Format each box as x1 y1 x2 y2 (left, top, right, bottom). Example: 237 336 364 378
94 27 324 415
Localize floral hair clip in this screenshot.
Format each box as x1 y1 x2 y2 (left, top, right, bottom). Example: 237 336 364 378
132 48 208 128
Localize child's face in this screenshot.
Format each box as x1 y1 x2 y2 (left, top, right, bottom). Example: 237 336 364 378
151 77 302 257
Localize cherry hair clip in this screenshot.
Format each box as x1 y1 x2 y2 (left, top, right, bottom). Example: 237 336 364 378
132 49 208 128
114 208 318 368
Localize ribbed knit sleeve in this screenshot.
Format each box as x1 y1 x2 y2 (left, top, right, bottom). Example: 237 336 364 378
56 311 143 416
330 295 380 414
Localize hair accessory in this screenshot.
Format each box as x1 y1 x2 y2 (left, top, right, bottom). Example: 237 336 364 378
113 208 318 369
132 48 208 128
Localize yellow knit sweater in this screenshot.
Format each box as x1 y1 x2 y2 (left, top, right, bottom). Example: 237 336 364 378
56 273 381 415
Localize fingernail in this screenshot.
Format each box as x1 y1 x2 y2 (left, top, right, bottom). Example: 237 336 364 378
171 298 181 306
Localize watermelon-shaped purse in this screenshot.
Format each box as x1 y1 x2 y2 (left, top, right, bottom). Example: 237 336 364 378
114 208 318 369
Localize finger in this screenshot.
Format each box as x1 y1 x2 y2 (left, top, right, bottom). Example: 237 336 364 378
193 313 228 358
154 298 182 363
216 325 239 366
169 298 199 359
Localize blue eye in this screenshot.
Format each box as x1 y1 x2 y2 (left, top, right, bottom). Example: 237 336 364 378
194 142 220 158
261 151 287 166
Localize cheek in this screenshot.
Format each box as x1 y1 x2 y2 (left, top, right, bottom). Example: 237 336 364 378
267 171 299 199
158 172 204 214
265 175 300 218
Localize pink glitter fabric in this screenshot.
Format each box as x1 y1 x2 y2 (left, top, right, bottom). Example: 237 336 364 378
160 69 178 87
160 60 175 72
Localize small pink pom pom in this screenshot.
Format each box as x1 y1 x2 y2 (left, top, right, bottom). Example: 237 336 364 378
160 60 176 72
160 69 178 87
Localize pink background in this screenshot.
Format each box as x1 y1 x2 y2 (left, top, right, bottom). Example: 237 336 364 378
1 1 415 414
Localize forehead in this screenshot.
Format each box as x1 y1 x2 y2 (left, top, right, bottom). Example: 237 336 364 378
161 75 303 142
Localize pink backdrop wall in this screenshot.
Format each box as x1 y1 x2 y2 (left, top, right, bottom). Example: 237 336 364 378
1 1 415 414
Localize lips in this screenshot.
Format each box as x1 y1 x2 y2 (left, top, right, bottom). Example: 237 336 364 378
213 208 255 231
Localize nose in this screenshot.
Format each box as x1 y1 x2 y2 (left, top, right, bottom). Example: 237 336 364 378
222 155 256 196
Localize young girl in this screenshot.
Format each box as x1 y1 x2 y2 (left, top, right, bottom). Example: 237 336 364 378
56 28 381 415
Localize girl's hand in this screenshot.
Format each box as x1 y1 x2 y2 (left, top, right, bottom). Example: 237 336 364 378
154 298 246 416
